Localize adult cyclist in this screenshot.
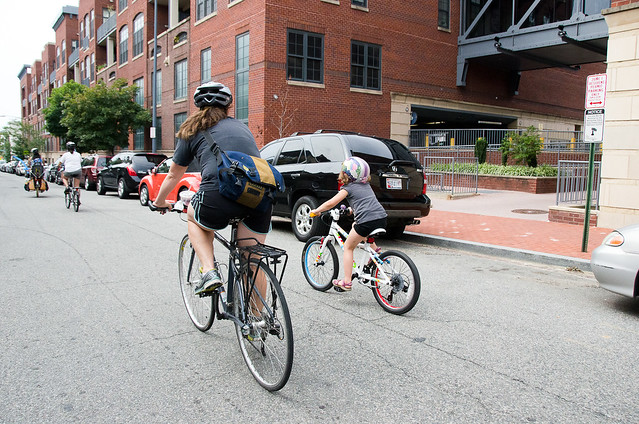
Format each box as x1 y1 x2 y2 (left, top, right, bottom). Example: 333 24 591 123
60 142 82 195
152 81 271 295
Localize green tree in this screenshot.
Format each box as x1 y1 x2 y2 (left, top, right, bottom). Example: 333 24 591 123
1 120 45 159
62 79 151 153
43 80 86 143
499 135 511 166
1 129 12 160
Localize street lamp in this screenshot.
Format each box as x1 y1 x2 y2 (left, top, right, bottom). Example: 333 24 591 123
151 0 158 153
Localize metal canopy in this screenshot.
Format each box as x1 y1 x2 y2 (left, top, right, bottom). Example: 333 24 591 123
457 0 609 86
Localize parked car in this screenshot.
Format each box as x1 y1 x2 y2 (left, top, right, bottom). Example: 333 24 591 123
81 154 112 190
15 162 26 176
96 151 167 198
259 130 431 241
591 223 639 298
138 157 201 206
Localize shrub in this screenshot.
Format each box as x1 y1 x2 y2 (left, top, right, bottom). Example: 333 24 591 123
429 162 557 177
510 126 541 167
474 137 488 164
499 136 510 166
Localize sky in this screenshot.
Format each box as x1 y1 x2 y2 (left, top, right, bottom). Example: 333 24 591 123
0 0 74 130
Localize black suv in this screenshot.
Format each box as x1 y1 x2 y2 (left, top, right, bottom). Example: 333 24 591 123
97 151 167 198
260 130 430 241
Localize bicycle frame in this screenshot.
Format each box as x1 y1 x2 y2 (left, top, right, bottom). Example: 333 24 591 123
315 209 391 289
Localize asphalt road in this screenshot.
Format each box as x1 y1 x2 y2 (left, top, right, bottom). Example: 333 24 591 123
1 172 639 423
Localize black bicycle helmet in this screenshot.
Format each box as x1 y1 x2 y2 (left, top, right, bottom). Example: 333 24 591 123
31 148 39 155
66 141 76 152
193 81 232 109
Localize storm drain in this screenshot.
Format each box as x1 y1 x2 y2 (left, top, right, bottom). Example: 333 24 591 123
511 209 548 215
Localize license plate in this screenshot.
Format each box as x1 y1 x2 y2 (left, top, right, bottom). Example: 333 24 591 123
386 178 402 190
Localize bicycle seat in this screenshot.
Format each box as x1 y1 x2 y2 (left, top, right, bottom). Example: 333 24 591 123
368 228 386 238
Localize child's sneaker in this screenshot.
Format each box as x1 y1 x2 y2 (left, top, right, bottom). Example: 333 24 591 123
194 269 223 295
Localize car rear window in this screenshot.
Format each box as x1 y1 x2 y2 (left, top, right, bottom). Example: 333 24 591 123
345 135 419 166
133 155 167 167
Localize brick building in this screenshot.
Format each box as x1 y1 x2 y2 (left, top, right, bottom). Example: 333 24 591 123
20 1 608 160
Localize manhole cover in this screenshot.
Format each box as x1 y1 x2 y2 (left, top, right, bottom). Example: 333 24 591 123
511 209 548 215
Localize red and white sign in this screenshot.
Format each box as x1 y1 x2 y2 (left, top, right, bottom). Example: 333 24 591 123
585 73 607 109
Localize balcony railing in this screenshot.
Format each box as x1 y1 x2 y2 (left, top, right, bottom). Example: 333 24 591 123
49 69 56 84
68 49 79 67
97 14 117 44
81 36 89 50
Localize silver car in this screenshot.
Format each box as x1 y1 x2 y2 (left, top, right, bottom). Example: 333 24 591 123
591 223 639 297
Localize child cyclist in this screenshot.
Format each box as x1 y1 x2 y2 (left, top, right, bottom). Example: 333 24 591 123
310 157 387 291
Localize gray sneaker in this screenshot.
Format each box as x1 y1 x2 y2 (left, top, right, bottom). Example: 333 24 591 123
194 269 223 295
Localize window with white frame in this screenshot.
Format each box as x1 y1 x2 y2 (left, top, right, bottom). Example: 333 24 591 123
174 59 187 99
134 77 144 106
153 70 162 106
174 113 186 147
119 25 128 64
201 48 211 83
133 14 144 57
119 0 127 12
235 32 249 124
438 0 450 30
90 9 95 38
352 0 367 7
196 0 217 21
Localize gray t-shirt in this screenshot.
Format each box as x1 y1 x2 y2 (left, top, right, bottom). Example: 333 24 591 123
343 182 387 224
173 117 260 191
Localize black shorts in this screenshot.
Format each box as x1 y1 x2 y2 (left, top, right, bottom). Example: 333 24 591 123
353 217 387 238
64 170 81 178
190 189 272 234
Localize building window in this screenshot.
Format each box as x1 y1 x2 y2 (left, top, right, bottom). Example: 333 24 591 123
350 41 381 90
134 77 144 106
90 9 95 38
235 32 249 124
174 32 187 45
56 47 61 69
61 41 66 65
174 59 187 99
90 53 95 81
133 13 144 57
153 70 162 106
174 112 187 147
287 29 323 83
196 0 217 20
119 0 127 12
352 0 367 7
119 25 128 64
134 127 144 150
438 0 450 30
201 48 211 83
155 116 162 148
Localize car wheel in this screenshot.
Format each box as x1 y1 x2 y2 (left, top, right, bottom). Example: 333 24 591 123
117 178 129 199
96 177 106 195
84 176 93 191
292 195 328 242
139 184 149 206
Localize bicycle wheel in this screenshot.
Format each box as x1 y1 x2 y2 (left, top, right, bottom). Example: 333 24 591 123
234 259 293 391
73 191 80 212
65 191 71 209
371 250 421 315
301 236 338 291
178 234 214 331
35 181 40 198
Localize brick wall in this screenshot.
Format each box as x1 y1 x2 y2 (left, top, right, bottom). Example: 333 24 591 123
549 206 598 226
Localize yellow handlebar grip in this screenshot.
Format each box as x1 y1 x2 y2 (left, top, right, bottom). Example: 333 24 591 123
309 212 317 217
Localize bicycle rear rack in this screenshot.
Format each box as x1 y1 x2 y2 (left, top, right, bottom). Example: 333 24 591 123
239 242 289 285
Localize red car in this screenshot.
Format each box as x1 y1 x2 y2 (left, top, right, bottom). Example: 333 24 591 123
81 154 112 190
138 157 201 206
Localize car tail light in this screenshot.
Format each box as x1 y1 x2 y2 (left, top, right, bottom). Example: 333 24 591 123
127 166 137 177
422 170 428 195
603 231 624 247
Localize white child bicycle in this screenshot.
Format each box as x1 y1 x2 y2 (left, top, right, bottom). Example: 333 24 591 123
301 207 420 315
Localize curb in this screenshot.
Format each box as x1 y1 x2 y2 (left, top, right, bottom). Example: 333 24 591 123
403 231 592 272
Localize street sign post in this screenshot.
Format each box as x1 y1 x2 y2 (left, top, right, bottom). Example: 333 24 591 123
584 109 605 143
582 74 607 252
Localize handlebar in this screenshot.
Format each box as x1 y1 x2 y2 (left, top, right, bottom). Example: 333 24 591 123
310 205 352 220
149 200 187 214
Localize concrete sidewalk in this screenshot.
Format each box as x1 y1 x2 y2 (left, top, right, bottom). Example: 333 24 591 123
405 189 612 270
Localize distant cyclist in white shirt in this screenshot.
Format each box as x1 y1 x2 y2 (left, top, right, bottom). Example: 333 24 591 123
60 141 83 193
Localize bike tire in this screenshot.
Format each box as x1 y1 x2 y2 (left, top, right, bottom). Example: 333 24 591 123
371 250 421 315
35 185 39 197
234 259 293 391
65 192 71 209
301 236 338 291
178 234 214 331
73 191 80 212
